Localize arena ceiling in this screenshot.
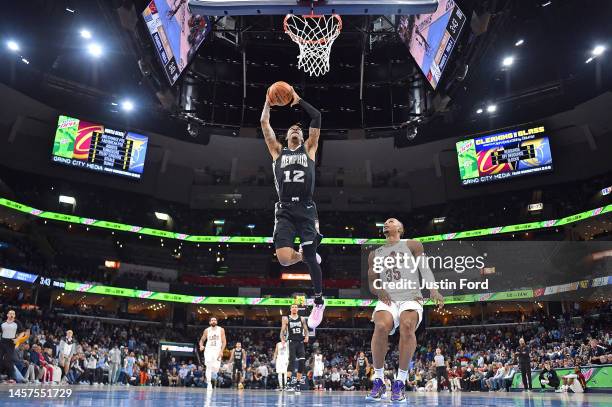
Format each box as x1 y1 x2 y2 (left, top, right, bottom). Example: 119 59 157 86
0 0 609 144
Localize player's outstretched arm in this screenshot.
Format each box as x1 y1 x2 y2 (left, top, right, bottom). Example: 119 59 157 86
261 100 282 160
291 90 321 160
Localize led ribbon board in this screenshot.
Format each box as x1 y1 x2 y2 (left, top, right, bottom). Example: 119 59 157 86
62 276 611 307
0 197 609 245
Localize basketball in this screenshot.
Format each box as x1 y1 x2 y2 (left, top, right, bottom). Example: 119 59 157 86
267 81 294 106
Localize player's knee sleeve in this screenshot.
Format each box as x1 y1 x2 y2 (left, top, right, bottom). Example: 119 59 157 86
301 243 318 264
298 358 305 373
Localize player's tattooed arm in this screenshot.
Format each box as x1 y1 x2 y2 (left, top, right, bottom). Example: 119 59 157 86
261 100 282 160
304 127 321 161
302 317 309 343
280 316 288 341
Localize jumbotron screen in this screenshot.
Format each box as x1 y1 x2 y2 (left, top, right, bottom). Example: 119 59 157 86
456 125 553 186
398 0 467 89
52 115 148 179
142 0 211 85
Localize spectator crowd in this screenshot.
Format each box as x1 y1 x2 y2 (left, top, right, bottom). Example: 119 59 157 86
0 301 609 393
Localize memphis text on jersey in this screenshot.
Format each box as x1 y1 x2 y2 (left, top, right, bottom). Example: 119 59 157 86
280 154 308 168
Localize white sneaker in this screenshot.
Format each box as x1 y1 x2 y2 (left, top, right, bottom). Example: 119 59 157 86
307 302 325 329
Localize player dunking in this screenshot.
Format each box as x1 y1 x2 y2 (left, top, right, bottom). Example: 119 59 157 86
366 218 444 402
230 342 246 389
280 304 309 394
198 317 226 389
261 89 325 329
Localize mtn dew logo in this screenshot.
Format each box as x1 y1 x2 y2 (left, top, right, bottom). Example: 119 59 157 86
138 291 154 299
57 116 79 129
593 208 603 216
456 139 479 180
489 227 503 234
457 139 474 154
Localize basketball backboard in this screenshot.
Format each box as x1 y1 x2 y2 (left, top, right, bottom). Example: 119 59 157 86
188 0 438 16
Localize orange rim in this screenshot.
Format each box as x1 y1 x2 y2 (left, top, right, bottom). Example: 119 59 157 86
284 14 343 45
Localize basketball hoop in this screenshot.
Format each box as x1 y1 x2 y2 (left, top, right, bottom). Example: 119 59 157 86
284 13 342 77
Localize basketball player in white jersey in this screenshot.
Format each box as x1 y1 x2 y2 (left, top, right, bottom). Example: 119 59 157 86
198 317 226 389
261 89 326 329
312 350 325 390
366 218 444 402
273 336 290 390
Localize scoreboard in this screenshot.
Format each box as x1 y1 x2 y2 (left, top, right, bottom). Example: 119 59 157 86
52 115 148 179
456 125 553 186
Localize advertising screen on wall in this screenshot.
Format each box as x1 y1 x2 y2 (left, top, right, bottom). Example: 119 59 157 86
456 125 553 186
52 115 148 179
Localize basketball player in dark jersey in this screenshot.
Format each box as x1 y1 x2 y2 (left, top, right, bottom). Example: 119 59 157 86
261 89 325 329
280 304 309 394
230 342 246 388
356 351 370 390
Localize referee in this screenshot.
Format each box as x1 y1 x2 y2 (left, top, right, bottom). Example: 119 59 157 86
434 348 448 392
1 310 27 382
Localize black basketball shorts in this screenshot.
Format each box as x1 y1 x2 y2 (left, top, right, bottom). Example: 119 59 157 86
273 201 322 250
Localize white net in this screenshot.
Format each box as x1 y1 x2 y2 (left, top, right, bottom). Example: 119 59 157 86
284 14 342 77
